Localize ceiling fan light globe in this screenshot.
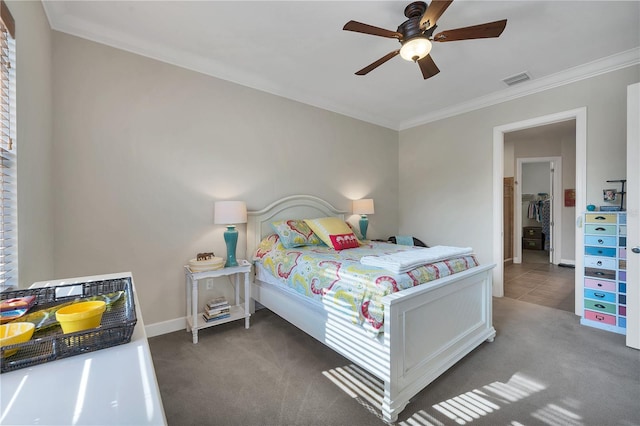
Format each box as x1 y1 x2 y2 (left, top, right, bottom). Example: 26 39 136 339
400 37 432 62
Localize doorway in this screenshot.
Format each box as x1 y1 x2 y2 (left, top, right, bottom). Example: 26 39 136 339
516 158 561 266
503 128 574 311
492 108 586 317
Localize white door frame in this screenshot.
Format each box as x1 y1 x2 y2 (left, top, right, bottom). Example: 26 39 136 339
493 107 586 317
626 83 639 349
515 157 563 265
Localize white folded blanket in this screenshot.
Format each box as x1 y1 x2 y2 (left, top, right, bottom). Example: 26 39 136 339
360 245 473 274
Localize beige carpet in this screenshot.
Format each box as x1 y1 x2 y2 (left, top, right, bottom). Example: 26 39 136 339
149 297 639 425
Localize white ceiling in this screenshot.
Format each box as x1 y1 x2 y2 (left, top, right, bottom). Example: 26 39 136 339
42 1 640 130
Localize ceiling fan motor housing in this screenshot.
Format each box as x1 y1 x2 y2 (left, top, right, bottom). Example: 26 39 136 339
398 15 423 41
399 1 436 46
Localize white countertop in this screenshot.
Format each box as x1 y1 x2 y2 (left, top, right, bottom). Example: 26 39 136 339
0 272 167 425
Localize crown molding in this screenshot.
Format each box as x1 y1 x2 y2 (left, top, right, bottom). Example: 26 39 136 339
42 2 639 133
41 2 400 130
398 48 640 131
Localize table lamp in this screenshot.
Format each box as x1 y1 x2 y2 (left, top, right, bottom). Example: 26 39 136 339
214 201 247 267
353 198 374 240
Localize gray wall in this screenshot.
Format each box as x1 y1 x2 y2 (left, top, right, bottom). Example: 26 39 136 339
50 32 399 325
399 65 639 267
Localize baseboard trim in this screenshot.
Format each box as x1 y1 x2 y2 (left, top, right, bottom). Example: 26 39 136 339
145 317 186 338
146 304 266 337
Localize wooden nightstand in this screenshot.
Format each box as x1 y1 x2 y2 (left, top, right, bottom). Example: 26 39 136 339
184 259 251 344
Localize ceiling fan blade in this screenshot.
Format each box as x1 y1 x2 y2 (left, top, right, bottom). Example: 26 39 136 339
343 20 403 39
419 0 453 30
355 50 401 75
417 54 440 79
433 19 507 42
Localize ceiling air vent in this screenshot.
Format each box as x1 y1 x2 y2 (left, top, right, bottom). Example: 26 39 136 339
502 72 531 86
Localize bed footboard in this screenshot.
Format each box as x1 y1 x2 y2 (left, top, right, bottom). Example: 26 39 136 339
381 263 496 422
252 263 495 423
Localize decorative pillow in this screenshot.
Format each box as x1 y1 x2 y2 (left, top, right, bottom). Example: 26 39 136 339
270 219 324 249
254 234 281 259
304 217 360 250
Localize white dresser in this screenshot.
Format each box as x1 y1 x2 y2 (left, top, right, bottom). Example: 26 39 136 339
0 272 167 425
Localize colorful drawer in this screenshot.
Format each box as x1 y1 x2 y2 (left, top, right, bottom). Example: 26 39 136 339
584 267 615 281
584 256 616 270
584 235 616 247
585 214 616 224
584 224 617 235
584 278 616 292
584 246 616 257
584 289 616 303
584 299 616 314
584 310 616 326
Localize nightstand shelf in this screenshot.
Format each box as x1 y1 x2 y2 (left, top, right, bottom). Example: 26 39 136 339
184 259 251 344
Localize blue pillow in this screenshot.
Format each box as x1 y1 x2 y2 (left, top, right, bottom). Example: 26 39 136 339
270 219 324 249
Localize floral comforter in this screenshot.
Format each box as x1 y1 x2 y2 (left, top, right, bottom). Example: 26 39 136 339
255 235 479 336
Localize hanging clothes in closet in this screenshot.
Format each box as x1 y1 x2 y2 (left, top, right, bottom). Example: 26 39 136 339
526 194 551 251
527 200 541 221
527 195 547 223
541 199 551 251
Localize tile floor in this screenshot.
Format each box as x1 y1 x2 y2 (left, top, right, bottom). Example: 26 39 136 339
504 249 576 312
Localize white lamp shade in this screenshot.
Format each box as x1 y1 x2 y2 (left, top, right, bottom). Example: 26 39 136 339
400 37 432 62
353 198 375 215
214 201 247 225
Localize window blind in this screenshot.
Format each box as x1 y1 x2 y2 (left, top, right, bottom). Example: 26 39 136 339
0 1 16 290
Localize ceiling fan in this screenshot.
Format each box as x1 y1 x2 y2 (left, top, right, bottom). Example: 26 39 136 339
343 0 507 79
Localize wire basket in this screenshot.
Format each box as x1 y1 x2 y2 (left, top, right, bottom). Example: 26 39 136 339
0 277 137 373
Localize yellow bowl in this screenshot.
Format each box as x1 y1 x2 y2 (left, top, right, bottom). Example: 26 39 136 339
56 301 106 334
1 322 35 357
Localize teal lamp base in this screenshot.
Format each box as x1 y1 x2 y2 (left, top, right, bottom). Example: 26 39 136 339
223 225 239 267
359 215 369 240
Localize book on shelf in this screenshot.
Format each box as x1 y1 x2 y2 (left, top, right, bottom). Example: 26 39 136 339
206 306 231 316
202 312 231 322
206 296 229 310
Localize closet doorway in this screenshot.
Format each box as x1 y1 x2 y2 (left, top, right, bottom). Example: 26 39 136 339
516 158 560 266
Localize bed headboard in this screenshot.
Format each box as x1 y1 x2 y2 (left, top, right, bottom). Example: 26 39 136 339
246 195 347 261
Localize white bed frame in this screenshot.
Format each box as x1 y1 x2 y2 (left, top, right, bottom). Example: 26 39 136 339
246 195 496 423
